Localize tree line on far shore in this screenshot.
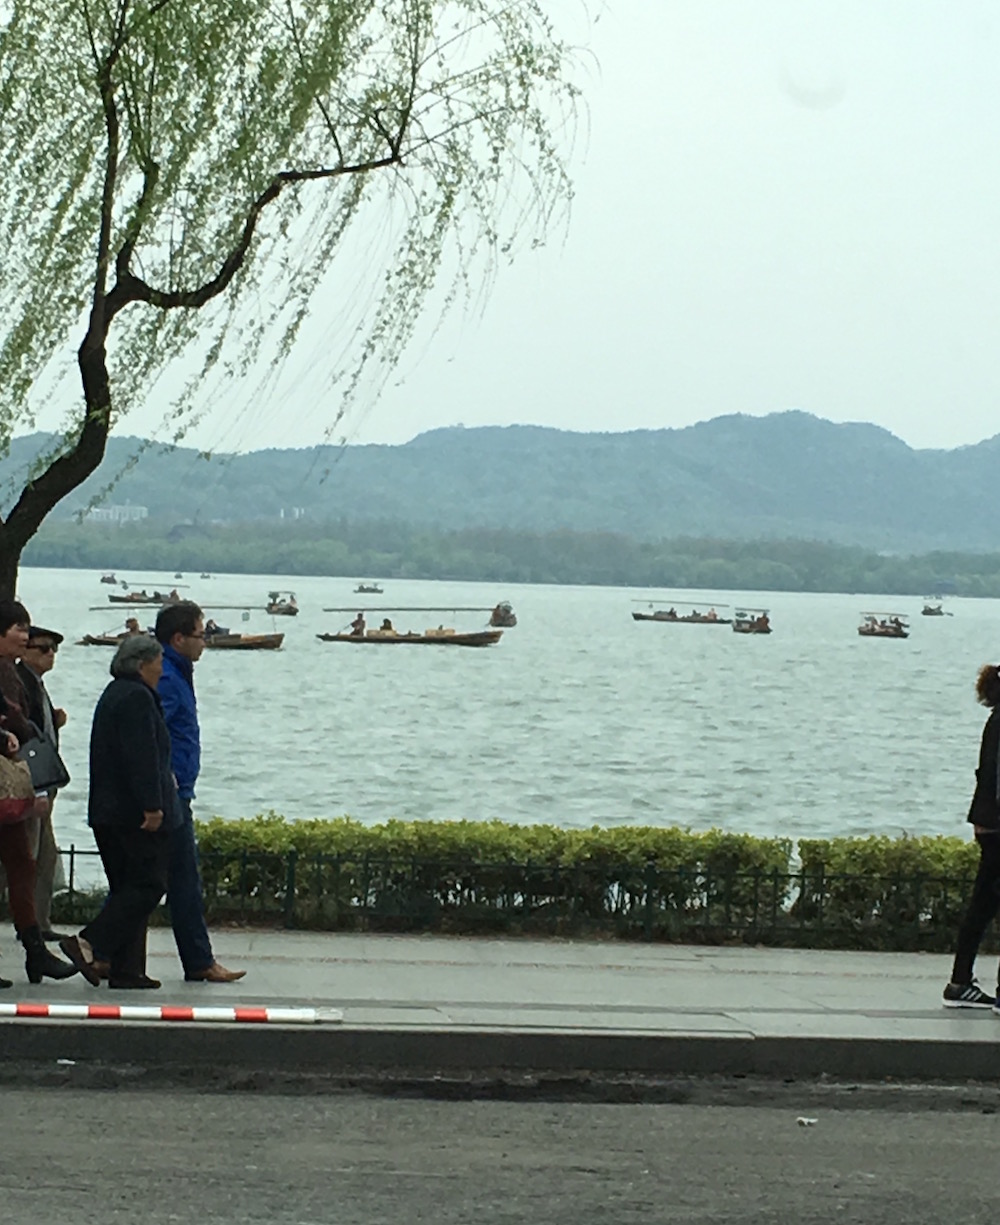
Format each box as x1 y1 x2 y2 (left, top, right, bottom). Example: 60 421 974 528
22 518 1000 597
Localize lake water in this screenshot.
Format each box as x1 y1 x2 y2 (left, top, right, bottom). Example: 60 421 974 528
16 569 999 871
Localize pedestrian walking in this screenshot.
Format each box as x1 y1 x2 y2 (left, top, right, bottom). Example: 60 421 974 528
60 634 180 989
153 600 244 982
0 599 76 984
17 625 69 940
944 662 1000 1008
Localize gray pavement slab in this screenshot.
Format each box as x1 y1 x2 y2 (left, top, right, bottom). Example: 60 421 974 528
1 928 999 1083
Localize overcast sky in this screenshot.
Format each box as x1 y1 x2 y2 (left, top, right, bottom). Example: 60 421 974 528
47 1 1000 453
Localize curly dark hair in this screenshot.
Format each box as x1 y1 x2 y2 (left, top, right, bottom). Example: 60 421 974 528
975 664 1000 708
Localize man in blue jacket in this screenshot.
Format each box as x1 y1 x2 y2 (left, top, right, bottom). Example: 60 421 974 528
155 602 244 983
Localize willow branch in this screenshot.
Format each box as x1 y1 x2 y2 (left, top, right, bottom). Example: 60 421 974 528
107 152 402 317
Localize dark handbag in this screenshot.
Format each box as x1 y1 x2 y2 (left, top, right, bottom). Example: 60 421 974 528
17 724 70 791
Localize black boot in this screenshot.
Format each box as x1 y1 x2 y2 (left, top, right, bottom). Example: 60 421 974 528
20 925 78 983
0 970 11 989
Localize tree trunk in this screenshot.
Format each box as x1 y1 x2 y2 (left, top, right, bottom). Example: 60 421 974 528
0 339 114 600
0 529 25 602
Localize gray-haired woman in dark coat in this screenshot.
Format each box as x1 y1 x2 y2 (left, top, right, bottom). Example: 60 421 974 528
60 635 181 989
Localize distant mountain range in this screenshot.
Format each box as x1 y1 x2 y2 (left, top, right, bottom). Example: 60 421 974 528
4 412 998 552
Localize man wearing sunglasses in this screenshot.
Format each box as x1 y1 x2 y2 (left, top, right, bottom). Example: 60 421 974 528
153 600 244 983
17 626 69 942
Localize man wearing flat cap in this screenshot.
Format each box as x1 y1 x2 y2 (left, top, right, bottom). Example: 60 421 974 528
17 626 68 940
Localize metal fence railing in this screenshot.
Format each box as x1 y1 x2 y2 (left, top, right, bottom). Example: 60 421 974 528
49 847 987 952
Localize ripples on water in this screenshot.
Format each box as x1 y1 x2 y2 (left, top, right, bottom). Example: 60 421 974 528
18 570 999 860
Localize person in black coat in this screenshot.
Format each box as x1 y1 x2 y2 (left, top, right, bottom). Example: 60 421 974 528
944 663 1000 1008
17 625 69 940
60 635 181 989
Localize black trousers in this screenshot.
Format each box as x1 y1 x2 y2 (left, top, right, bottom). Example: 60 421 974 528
82 826 169 978
952 832 1000 986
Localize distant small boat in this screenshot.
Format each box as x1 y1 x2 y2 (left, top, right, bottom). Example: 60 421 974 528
921 598 951 616
108 589 181 605
318 629 501 648
204 632 284 651
266 590 299 616
489 601 517 628
858 612 909 639
77 633 133 647
200 572 212 579
733 608 772 635
632 609 731 625
99 572 118 585
354 583 383 594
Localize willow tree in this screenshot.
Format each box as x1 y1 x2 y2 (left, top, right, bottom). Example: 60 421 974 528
0 0 577 595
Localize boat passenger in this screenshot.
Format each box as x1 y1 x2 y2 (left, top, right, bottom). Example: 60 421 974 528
349 613 366 637
706 608 718 621
667 608 678 619
380 618 396 634
124 618 142 636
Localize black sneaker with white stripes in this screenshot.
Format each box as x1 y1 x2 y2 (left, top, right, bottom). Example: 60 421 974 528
943 979 996 1009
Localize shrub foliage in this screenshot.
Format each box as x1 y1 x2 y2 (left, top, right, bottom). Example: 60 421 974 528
54 816 984 950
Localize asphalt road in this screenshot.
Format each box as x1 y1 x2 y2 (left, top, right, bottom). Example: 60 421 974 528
3 1090 998 1224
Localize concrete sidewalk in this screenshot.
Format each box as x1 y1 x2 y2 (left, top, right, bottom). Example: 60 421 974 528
2 930 999 1084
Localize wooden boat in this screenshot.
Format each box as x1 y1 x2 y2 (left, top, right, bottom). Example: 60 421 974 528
204 632 284 650
354 582 383 594
318 628 502 647
99 572 118 584
632 609 732 625
921 599 951 616
79 629 283 650
108 590 151 603
108 589 181 605
489 601 517 628
78 618 150 646
266 590 299 616
733 608 772 634
858 612 909 639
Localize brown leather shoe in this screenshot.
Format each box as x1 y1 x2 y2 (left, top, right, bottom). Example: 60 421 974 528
92 960 110 981
185 961 246 983
58 935 101 987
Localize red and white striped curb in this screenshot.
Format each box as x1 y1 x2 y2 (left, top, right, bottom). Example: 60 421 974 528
0 1003 341 1024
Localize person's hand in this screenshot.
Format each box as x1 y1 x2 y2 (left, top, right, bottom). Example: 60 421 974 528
54 708 67 729
141 809 164 832
3 731 18 755
31 795 50 819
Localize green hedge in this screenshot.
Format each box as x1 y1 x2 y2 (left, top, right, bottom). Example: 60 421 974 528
186 815 793 939
54 817 987 950
794 835 980 950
